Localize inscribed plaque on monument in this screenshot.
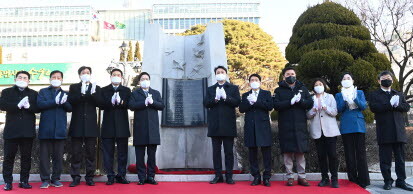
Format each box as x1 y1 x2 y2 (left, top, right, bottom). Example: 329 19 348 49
162 78 207 127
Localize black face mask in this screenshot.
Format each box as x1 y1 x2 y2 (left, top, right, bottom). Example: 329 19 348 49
285 76 296 84
381 79 392 87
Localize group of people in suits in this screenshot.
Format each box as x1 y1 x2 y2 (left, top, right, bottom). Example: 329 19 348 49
0 65 412 192
204 66 413 191
0 67 163 191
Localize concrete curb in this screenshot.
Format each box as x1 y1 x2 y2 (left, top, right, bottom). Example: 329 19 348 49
0 172 390 183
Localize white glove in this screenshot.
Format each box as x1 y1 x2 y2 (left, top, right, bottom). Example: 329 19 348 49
291 94 297 105
295 93 301 103
81 82 87 95
145 97 149 106
220 88 227 100
55 92 62 104
116 92 121 104
313 98 319 110
147 94 154 104
17 96 28 109
247 93 256 105
321 100 327 109
390 95 400 107
111 93 117 105
60 93 68 104
23 97 30 109
90 82 97 94
215 87 221 100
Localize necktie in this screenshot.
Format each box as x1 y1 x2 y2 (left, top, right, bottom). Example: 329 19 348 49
144 91 148 97
254 91 258 97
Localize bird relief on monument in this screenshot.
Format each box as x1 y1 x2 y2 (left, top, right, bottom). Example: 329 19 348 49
163 34 207 79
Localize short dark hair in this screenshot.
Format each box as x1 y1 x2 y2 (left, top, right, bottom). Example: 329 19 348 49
110 68 123 76
282 67 296 76
377 70 394 80
312 78 330 92
15 71 31 80
78 66 92 75
341 72 353 80
137 72 150 81
50 70 63 78
249 74 261 82
214 66 228 74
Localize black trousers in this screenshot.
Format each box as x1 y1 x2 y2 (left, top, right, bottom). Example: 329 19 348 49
342 133 370 187
39 139 65 182
135 145 157 180
2 138 33 183
102 138 129 178
70 137 97 180
248 146 271 179
315 135 338 180
211 136 234 178
379 143 406 184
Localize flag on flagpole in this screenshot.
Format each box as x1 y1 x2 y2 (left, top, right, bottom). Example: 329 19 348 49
104 21 115 29
115 21 126 29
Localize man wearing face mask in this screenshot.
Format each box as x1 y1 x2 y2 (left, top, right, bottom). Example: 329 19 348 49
369 71 413 191
129 72 164 185
204 66 241 184
0 71 39 191
37 70 72 189
239 74 273 187
100 68 131 185
67 66 101 187
273 67 313 187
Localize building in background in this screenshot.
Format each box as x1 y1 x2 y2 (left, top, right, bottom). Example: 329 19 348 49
0 5 94 47
152 0 261 34
97 9 150 42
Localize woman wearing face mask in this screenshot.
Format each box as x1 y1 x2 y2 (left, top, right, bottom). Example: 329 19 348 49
307 78 340 188
335 72 370 188
239 74 273 187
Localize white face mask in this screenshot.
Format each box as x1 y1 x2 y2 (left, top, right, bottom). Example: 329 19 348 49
80 74 91 82
50 79 62 87
111 76 122 85
216 73 226 81
341 80 353 88
314 86 324 94
140 80 150 88
250 81 260 89
15 80 28 88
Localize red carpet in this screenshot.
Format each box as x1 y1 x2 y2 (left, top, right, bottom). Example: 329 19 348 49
4 180 369 194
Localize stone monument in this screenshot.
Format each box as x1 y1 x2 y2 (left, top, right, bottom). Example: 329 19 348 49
141 23 236 169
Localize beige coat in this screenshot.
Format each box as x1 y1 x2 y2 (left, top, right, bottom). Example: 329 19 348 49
307 93 340 139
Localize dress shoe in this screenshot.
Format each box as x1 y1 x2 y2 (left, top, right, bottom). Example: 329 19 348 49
146 177 158 185
383 182 392 190
18 182 32 189
115 176 130 184
106 177 115 185
251 177 261 186
331 178 339 188
395 182 413 191
209 176 224 184
137 179 145 185
298 178 310 186
69 177 81 187
263 179 271 187
318 178 330 187
3 183 12 191
86 179 95 186
286 178 294 186
226 177 235 184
